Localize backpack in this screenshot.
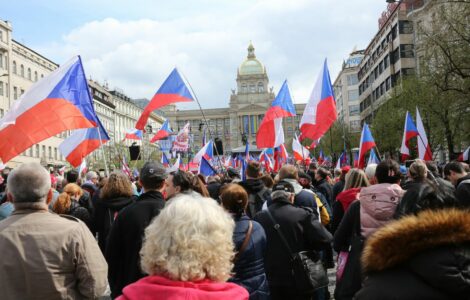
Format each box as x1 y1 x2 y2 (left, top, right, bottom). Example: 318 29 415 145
247 188 269 218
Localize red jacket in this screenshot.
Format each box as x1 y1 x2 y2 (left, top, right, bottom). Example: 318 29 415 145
336 187 361 212
117 275 249 300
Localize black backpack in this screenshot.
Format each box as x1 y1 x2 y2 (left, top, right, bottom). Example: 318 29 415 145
246 188 270 218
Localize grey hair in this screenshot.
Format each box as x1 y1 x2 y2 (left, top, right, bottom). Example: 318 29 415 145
7 162 51 203
86 171 98 181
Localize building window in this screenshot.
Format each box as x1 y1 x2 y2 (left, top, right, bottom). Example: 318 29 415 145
41 74 44 78
390 48 400 64
27 68 31 80
12 61 17 74
0 53 3 69
48 146 52 159
400 44 414 58
0 81 3 96
20 89 24 95
42 145 46 158
350 120 361 131
391 24 398 40
250 84 256 93
349 104 360 116
20 65 24 77
258 82 264 92
29 147 33 157
13 86 17 100
35 145 39 157
399 20 413 34
348 89 359 101
347 74 358 86
383 55 389 69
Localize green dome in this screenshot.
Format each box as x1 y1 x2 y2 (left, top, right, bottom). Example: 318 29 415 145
238 42 265 75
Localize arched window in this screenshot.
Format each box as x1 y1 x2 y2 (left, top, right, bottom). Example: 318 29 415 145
34 71 38 81
242 83 247 93
27 68 31 80
258 82 264 92
20 64 24 77
12 61 17 74
250 84 256 93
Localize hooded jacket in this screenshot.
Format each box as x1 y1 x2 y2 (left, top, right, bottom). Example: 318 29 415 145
356 208 470 300
359 183 404 238
117 275 249 300
240 179 271 218
93 195 135 252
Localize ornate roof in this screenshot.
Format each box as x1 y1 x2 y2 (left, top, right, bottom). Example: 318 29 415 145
238 42 265 76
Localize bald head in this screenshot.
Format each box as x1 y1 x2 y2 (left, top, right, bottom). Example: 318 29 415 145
7 162 51 203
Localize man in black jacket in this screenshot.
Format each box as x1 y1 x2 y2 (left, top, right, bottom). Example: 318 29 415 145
254 181 332 300
314 167 334 206
239 161 271 218
105 161 167 298
444 161 470 207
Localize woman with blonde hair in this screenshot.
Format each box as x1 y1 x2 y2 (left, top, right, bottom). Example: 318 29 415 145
53 183 91 228
117 195 249 299
331 168 369 233
93 171 135 253
220 184 269 299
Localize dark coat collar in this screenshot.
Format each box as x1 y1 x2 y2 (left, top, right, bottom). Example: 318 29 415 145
362 208 470 273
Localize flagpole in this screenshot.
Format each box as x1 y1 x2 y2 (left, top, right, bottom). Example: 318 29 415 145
96 128 110 177
181 71 225 173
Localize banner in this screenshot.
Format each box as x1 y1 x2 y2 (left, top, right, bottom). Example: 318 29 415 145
172 122 191 152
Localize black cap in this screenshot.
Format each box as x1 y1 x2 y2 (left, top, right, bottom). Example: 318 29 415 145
140 161 167 183
227 167 240 178
272 180 295 193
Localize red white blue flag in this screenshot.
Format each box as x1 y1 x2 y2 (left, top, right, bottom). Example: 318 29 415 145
59 118 110 167
193 140 213 163
358 123 376 169
136 68 195 130
125 128 143 140
0 56 98 163
400 111 419 161
300 59 337 141
150 120 173 143
256 80 296 148
416 107 433 161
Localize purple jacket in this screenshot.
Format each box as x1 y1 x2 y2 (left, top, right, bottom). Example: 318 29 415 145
359 183 404 238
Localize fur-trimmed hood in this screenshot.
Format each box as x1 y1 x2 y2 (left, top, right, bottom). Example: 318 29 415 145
362 208 470 273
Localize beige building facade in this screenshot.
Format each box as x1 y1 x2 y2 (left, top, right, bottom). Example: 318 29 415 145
162 43 306 153
333 50 364 133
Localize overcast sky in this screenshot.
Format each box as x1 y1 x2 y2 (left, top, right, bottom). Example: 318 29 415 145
4 0 387 109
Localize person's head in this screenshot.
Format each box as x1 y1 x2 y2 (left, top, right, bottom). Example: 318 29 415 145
315 167 329 182
397 182 458 217
334 168 342 178
100 171 133 200
165 171 209 199
220 184 248 219
65 170 79 184
271 180 295 204
309 162 318 172
375 159 401 184
227 168 240 180
344 168 370 190
426 161 439 177
85 171 99 184
207 176 220 185
365 164 378 184
53 183 83 214
246 161 261 179
7 162 51 208
443 161 466 185
260 174 274 189
140 161 167 192
278 165 298 180
408 159 428 182
298 171 312 189
140 195 235 282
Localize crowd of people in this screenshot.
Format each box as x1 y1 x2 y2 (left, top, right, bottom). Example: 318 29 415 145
0 157 469 300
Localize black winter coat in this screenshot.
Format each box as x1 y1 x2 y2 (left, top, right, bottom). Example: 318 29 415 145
356 208 470 300
456 174 470 207
93 195 135 253
229 215 270 300
254 197 332 288
105 190 166 299
315 179 333 206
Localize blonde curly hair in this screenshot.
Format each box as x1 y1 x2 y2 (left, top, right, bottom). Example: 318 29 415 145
140 195 235 282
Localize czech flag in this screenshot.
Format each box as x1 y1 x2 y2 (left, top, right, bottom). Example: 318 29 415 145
273 144 288 172
318 149 325 164
150 120 173 143
335 151 348 169
367 148 380 166
59 118 110 167
161 152 170 167
136 68 195 130
299 59 337 141
458 147 469 162
416 107 433 161
199 156 217 177
0 56 98 163
400 111 419 161
256 80 296 148
259 149 273 172
244 143 250 161
292 134 310 161
193 140 213 163
122 155 131 176
78 158 87 175
358 123 376 169
125 128 143 140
